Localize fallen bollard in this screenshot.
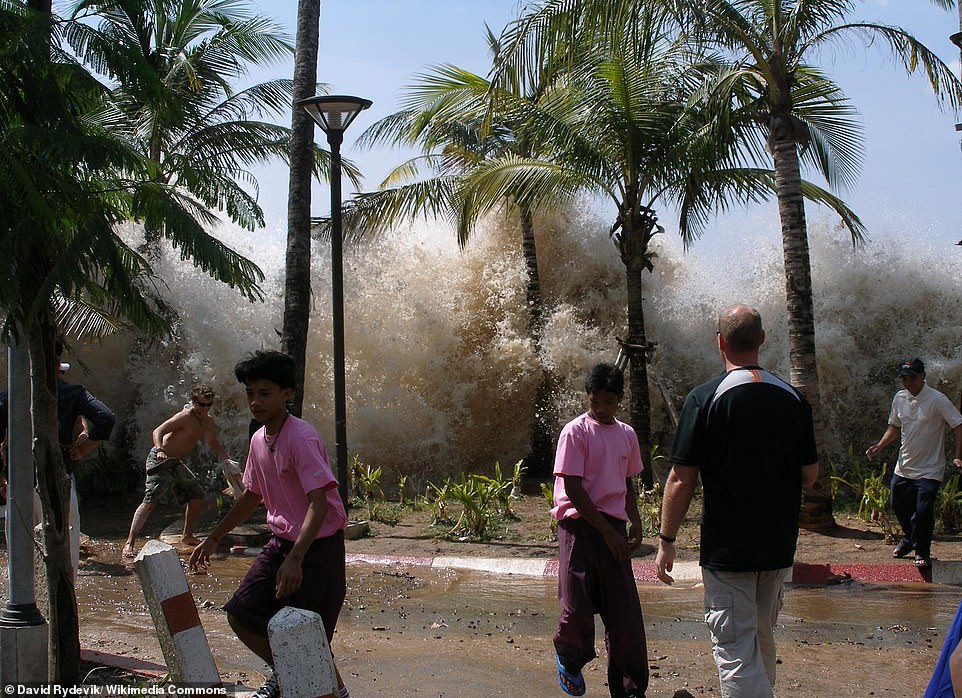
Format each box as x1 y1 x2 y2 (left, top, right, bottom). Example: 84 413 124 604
134 540 221 686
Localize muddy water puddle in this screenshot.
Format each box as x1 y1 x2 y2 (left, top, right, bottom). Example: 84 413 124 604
71 547 961 696
0 536 941 694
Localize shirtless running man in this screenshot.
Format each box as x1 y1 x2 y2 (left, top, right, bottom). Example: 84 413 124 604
122 385 235 558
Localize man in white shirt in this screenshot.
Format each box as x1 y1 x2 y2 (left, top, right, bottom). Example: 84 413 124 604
866 357 962 569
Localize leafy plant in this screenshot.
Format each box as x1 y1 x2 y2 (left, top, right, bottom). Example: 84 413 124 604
353 457 385 521
426 479 453 525
636 482 663 538
541 481 558 538
397 474 409 506
484 462 516 518
447 474 505 539
828 445 876 508
644 444 667 492
938 473 962 534
861 467 898 543
510 459 526 493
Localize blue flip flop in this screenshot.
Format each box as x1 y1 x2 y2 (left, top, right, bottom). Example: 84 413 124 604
556 654 586 696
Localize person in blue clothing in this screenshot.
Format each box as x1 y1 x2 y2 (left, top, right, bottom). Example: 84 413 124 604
924 597 962 697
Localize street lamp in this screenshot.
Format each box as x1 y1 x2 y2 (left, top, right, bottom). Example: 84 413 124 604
296 95 372 508
953 33 962 135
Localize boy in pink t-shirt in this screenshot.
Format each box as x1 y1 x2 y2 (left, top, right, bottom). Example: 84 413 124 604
189 351 349 698
552 363 648 698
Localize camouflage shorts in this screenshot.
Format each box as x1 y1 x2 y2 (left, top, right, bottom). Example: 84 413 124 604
143 448 204 505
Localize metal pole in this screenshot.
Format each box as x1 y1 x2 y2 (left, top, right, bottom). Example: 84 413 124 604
2 337 42 623
0 332 48 684
327 131 349 508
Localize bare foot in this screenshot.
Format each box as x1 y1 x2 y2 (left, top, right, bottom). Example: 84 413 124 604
181 536 202 547
121 543 136 559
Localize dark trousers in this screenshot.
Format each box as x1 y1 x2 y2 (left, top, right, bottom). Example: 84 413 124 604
890 473 940 559
554 515 649 698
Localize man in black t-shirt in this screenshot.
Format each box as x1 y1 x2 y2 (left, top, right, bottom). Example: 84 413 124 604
655 304 819 698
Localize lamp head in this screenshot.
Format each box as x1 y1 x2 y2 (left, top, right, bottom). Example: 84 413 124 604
297 95 373 136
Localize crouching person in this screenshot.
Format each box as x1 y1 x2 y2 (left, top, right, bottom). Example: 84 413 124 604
189 350 350 698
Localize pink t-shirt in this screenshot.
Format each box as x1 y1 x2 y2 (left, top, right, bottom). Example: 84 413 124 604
551 412 644 522
244 415 347 541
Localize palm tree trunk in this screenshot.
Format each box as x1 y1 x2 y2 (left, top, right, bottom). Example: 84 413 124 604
519 206 555 477
25 1 80 682
614 203 656 490
28 318 79 684
624 264 653 489
771 124 835 531
281 0 321 417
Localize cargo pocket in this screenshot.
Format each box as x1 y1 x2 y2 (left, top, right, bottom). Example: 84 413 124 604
704 590 735 644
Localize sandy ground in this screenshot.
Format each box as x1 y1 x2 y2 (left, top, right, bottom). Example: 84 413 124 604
8 490 962 696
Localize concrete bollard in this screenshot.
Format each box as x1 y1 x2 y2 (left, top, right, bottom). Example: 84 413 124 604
134 540 220 686
268 607 336 698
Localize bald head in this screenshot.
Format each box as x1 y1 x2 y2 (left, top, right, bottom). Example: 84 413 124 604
718 305 764 354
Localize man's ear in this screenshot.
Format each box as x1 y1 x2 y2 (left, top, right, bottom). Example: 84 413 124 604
759 329 766 347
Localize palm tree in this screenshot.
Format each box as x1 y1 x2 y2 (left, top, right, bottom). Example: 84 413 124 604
487 0 868 490
349 29 565 476
64 0 302 244
483 20 732 487
1 1 267 681
666 0 962 528
282 0 320 416
281 0 362 416
491 0 962 526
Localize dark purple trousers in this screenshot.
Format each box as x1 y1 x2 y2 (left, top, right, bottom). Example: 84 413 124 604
554 515 649 698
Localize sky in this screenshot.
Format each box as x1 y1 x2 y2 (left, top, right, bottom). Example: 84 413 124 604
244 0 962 250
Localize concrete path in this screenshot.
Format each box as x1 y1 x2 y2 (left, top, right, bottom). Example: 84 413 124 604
343 551 961 584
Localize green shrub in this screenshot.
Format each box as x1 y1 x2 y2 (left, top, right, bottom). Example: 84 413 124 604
446 473 506 539
938 473 962 534
541 481 557 538
425 479 452 525
353 456 385 521
833 460 898 543
828 445 877 511
636 482 662 538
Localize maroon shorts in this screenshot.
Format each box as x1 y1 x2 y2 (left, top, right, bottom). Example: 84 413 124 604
224 532 346 640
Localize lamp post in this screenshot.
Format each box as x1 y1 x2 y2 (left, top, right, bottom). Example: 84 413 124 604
0 334 48 683
296 95 372 508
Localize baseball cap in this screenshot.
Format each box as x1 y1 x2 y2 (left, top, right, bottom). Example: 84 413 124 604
897 357 924 377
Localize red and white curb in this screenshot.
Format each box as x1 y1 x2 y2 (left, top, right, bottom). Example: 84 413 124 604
340 552 961 585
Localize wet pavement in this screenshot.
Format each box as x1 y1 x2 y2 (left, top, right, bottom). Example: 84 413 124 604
72 547 961 696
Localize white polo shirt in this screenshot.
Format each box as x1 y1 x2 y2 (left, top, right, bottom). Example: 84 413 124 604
889 383 962 481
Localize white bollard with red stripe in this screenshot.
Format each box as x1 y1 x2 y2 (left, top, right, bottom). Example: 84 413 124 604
134 539 220 686
268 607 336 698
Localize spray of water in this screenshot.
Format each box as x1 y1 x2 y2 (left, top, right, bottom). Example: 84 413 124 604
10 208 962 487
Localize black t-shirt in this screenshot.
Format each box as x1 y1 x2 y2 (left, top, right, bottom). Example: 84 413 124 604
669 367 818 571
